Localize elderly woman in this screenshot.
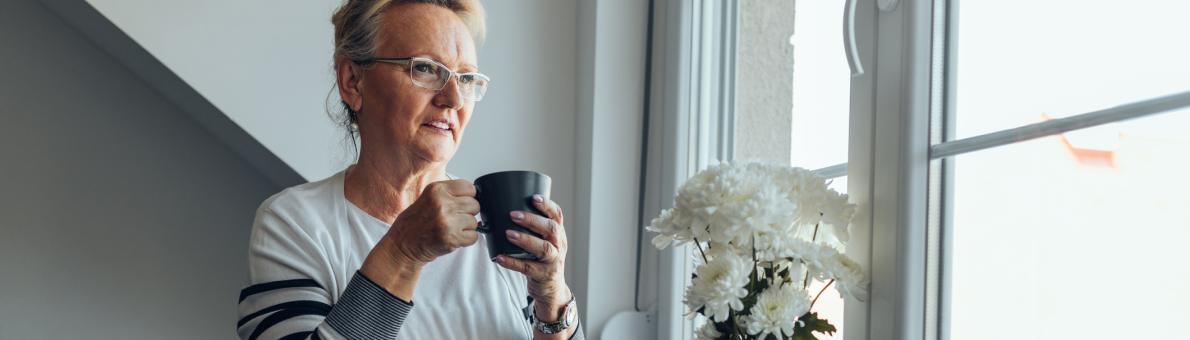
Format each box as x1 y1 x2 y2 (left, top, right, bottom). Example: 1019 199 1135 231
235 1 583 339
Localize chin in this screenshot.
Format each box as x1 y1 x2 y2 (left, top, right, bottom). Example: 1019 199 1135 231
414 142 458 163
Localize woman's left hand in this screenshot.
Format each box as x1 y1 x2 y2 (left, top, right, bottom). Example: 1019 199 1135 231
494 194 573 310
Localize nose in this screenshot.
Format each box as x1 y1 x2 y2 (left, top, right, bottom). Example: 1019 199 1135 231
432 75 464 110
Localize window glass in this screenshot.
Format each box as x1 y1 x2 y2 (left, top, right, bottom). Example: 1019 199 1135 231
949 112 1190 339
790 0 850 338
953 0 1190 139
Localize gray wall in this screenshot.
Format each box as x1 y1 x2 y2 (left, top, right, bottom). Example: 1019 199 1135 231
0 0 278 338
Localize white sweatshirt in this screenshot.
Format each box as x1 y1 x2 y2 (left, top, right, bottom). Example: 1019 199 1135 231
235 170 582 340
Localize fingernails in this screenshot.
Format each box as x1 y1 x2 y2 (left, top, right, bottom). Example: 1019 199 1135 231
533 195 544 203
510 211 524 220
506 230 519 240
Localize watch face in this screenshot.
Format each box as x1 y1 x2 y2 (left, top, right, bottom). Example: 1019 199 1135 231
564 301 577 324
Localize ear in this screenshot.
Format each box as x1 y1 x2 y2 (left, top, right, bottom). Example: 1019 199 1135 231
335 56 365 112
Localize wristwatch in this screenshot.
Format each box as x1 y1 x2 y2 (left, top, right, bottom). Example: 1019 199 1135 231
532 295 577 334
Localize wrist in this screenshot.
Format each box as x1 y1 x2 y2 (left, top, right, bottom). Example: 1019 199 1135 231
360 238 424 300
532 286 573 322
532 292 578 336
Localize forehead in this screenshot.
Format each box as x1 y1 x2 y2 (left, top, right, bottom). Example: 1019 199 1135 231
375 3 478 69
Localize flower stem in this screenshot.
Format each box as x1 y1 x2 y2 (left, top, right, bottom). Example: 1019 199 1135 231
804 222 820 290
693 237 710 263
750 235 758 292
810 279 836 309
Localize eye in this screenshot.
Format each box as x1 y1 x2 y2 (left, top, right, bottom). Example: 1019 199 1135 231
412 62 435 74
458 74 476 85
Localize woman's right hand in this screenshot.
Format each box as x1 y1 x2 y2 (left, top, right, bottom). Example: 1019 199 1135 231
361 179 481 299
387 179 482 263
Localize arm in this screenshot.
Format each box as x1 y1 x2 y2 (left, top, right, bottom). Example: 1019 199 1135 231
238 180 480 339
236 206 416 340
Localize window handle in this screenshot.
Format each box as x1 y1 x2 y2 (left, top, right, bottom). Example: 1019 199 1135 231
844 0 865 77
878 0 900 12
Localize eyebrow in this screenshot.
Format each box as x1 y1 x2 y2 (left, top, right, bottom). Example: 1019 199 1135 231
411 53 478 72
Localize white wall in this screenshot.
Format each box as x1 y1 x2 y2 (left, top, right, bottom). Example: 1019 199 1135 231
0 0 279 338
573 0 650 337
82 0 346 180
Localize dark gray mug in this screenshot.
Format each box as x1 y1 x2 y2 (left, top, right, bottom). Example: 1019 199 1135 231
474 170 551 261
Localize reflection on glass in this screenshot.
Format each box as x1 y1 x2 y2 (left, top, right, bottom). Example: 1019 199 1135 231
949 112 1190 339
954 0 1190 139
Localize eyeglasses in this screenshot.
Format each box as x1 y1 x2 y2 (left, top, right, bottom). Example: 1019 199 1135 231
361 56 490 102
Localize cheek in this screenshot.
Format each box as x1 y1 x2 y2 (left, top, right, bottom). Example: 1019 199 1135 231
379 91 434 128
456 106 476 133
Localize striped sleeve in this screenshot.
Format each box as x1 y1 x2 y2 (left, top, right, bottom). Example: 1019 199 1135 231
236 203 413 340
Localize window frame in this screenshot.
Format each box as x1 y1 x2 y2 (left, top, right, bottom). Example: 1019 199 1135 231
640 0 739 339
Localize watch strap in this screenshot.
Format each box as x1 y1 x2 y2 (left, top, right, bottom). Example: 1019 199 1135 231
532 295 576 334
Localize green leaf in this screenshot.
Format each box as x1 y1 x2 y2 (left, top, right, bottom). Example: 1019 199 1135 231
791 312 837 340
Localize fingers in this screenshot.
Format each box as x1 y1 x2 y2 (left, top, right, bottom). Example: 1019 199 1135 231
450 213 480 231
510 211 559 244
493 254 557 281
505 230 560 262
456 196 481 215
531 195 564 224
434 179 477 197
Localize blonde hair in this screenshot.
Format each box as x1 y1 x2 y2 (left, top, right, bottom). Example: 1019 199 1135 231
331 0 486 64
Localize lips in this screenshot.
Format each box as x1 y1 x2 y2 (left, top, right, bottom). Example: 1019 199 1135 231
421 119 454 135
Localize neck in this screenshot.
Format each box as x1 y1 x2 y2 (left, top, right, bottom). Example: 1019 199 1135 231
344 148 447 225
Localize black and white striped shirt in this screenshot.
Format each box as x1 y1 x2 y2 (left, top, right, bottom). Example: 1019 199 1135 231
236 171 583 339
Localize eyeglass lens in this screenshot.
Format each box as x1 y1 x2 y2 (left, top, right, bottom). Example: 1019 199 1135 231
408 59 488 101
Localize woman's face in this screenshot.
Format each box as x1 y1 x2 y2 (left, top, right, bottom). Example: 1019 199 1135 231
356 3 479 165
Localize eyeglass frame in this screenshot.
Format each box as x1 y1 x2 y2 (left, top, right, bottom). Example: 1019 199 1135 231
358 56 491 102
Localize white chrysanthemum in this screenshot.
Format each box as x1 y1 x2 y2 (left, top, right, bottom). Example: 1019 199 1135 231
824 253 869 301
648 208 694 249
780 239 869 301
685 252 751 322
745 283 811 339
648 160 868 317
696 242 749 265
693 321 723 340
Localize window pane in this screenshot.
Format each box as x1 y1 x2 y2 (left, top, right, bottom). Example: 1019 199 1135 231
791 0 850 169
953 0 1190 139
948 110 1190 339
791 0 850 338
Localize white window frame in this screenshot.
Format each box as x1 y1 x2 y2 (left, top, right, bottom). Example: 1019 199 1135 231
640 1 735 339
845 0 933 339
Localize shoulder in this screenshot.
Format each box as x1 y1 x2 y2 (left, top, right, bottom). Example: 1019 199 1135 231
254 170 345 232
246 172 346 280
258 172 341 220
249 172 344 250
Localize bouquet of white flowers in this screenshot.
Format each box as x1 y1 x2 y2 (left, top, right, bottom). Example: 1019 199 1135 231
648 161 869 340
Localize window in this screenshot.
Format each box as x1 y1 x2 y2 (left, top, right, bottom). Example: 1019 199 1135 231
937 0 1190 339
640 0 1189 339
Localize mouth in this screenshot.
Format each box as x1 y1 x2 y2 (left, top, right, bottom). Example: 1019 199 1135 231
421 119 454 136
